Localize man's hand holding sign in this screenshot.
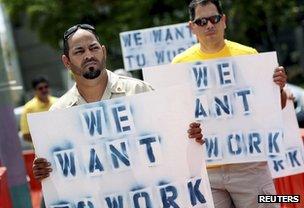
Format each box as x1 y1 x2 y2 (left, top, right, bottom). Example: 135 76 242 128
273 66 288 108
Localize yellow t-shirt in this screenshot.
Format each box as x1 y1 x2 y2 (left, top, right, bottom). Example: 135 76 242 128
172 39 258 63
20 96 57 134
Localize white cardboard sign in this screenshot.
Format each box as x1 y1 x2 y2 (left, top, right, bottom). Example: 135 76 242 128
143 52 286 169
120 23 197 71
28 85 214 208
269 100 304 178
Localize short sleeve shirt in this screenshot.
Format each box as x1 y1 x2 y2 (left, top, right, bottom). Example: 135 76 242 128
20 96 57 134
172 39 258 63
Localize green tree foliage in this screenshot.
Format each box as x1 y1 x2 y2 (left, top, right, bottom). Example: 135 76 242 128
1 0 303 69
223 0 301 65
1 0 189 69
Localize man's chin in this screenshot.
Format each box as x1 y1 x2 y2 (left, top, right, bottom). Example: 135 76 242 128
83 69 102 80
205 33 217 38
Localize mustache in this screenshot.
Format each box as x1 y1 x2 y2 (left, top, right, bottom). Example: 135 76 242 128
82 57 98 67
205 28 216 33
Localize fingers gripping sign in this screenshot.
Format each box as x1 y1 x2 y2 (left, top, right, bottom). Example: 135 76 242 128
273 66 287 90
33 157 52 181
273 66 288 108
188 122 205 145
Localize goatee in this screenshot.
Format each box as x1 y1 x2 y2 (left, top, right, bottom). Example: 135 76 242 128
83 67 101 80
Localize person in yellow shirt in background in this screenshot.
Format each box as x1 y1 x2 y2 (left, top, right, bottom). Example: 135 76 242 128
20 76 57 142
172 0 287 207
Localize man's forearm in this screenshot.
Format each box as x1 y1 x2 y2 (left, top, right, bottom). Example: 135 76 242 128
281 89 287 109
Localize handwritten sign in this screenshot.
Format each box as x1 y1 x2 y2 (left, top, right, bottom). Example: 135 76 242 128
268 100 304 178
120 23 197 71
143 52 287 169
28 86 214 208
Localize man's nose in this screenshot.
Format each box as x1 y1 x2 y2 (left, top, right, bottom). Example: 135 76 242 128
84 50 94 60
206 20 215 29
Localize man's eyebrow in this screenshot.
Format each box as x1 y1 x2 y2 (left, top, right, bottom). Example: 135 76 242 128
89 43 99 47
72 46 84 51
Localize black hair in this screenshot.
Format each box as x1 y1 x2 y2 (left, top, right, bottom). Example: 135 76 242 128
63 24 99 57
31 76 49 89
188 0 223 21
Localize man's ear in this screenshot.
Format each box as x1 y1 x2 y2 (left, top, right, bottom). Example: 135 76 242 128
62 55 71 70
222 14 227 29
101 45 107 60
188 20 195 32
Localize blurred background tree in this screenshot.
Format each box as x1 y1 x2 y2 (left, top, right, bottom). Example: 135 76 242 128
2 0 304 83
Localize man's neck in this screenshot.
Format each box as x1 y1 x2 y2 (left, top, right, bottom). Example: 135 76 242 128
76 70 108 103
200 39 225 54
37 96 49 103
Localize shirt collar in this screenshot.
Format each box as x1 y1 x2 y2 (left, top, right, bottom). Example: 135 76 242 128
67 69 125 107
33 96 52 106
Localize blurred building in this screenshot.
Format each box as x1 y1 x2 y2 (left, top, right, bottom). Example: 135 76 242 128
12 22 68 104
0 4 23 105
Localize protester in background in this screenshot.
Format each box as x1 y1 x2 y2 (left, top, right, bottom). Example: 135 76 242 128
20 76 57 143
32 24 204 182
172 0 287 207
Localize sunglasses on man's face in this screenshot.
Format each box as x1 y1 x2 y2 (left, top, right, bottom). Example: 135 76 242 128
36 85 49 91
193 14 222 27
63 24 96 41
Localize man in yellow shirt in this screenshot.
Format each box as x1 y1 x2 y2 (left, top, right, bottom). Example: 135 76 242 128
172 0 287 207
20 76 57 142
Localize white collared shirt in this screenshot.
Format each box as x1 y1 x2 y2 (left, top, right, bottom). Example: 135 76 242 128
50 70 153 111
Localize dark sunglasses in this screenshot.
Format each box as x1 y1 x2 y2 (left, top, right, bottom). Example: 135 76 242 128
36 85 49 91
63 24 96 41
193 14 222 27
